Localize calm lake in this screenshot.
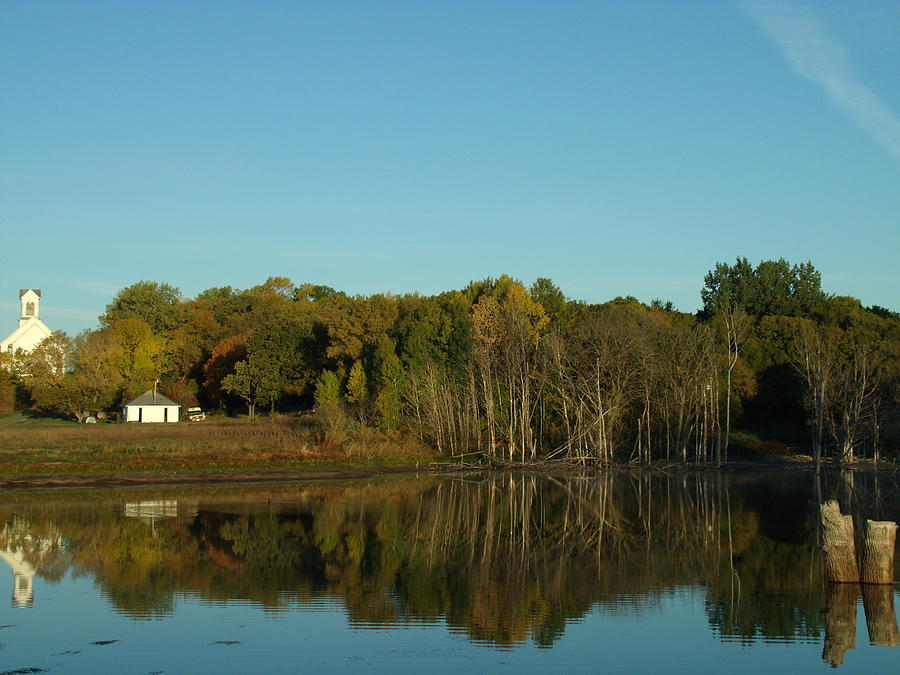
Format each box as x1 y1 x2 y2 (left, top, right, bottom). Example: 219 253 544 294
1 470 898 673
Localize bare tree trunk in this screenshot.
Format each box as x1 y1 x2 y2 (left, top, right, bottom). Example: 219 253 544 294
480 367 495 458
719 303 748 465
860 520 897 585
872 399 881 464
723 367 731 464
820 501 860 583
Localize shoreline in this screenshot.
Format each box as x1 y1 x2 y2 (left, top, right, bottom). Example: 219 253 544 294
1 455 896 491
0 463 464 491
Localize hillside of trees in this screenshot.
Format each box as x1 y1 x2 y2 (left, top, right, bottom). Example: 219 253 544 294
2 258 898 463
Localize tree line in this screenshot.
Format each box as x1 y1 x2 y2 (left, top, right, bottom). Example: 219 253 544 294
2 257 898 463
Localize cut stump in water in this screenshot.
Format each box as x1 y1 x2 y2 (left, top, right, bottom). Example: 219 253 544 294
820 501 860 583
822 583 858 667
860 520 897 585
862 584 900 647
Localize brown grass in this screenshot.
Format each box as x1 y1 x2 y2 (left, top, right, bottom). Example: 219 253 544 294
0 415 436 477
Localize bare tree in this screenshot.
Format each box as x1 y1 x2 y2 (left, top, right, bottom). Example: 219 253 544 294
717 301 751 464
790 320 834 466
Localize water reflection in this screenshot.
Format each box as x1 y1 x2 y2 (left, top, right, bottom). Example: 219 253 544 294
862 585 900 647
1 471 898 661
0 516 63 608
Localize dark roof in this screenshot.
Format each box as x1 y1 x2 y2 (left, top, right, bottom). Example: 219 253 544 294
19 289 41 298
124 390 180 407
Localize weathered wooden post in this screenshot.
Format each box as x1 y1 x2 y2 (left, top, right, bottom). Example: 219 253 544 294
819 501 860 583
822 583 858 667
860 519 899 648
860 520 897 585
861 584 900 647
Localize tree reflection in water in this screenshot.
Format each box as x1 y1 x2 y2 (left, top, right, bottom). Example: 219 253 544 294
1 471 897 653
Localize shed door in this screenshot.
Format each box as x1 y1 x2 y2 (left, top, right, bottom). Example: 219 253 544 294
138 407 143 423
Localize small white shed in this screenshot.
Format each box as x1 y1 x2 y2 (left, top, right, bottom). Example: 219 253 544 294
123 390 180 423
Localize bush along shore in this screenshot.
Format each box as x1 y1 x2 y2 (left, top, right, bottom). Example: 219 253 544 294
2 258 898 473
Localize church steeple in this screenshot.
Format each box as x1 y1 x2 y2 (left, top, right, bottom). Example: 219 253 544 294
2 289 51 356
19 289 41 327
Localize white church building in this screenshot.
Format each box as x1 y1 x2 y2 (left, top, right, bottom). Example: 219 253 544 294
1 289 52 356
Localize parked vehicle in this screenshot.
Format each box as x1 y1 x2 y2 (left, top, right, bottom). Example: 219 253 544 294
186 407 206 422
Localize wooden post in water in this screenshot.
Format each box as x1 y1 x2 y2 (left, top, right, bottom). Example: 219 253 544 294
861 584 900 647
822 583 858 667
860 520 897 585
819 501 860 583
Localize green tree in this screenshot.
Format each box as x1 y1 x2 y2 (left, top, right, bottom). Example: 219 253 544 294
372 336 403 431
292 283 341 302
222 360 257 419
194 286 240 324
221 353 281 420
314 370 341 409
107 319 164 402
246 308 315 409
701 257 826 318
162 306 223 387
345 359 369 419
101 281 187 334
395 299 452 371
314 370 345 435
395 292 473 375
529 277 566 325
320 294 399 367
251 276 296 299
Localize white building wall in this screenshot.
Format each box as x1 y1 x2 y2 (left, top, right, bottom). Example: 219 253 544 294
1 321 52 355
123 405 180 423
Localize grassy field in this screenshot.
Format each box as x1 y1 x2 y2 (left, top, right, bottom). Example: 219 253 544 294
0 414 437 479
0 411 78 428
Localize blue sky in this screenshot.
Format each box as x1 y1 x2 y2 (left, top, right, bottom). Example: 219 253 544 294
2 0 898 336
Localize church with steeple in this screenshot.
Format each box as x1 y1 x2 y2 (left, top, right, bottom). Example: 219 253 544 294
1 289 52 356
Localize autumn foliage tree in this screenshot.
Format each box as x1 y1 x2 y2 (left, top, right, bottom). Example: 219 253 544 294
203 335 248 409
20 330 122 421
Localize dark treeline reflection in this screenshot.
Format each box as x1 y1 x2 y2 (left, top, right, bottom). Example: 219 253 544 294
2 472 898 649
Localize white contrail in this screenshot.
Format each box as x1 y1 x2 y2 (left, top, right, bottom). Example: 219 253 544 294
0 301 97 321
741 0 900 162
67 281 122 296
43 306 101 321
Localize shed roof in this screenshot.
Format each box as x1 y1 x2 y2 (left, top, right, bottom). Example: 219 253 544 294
124 390 180 407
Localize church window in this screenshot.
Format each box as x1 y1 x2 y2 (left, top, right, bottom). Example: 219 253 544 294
25 302 35 316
